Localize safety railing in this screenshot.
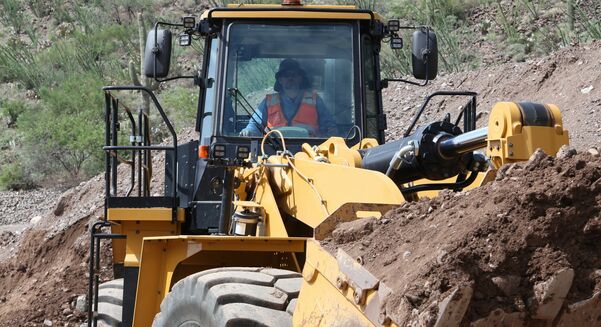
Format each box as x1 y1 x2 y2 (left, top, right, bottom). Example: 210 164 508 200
101 85 178 221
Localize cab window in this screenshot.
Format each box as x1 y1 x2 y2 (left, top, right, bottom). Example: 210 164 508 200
222 23 356 139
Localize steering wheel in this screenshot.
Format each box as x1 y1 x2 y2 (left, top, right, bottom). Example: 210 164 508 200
272 125 314 138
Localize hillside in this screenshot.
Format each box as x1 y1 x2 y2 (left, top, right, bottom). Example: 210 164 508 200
0 1 600 326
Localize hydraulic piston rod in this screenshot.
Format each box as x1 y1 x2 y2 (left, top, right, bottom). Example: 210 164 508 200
438 127 488 157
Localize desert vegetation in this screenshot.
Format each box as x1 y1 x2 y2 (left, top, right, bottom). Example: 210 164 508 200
0 0 599 190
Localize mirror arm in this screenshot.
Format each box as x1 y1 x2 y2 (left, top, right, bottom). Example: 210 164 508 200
383 76 429 88
382 52 430 87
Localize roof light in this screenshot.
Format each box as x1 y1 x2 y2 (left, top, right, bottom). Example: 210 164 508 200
282 0 302 5
182 16 195 29
388 20 400 32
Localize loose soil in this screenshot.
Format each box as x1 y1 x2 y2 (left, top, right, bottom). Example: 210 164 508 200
324 149 601 325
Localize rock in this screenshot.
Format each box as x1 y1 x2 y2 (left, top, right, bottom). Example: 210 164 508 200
581 85 594 94
588 148 600 157
30 215 42 225
434 285 473 327
75 294 87 312
556 145 577 159
436 250 447 264
556 292 601 326
532 268 574 320
43 319 53 326
527 148 548 168
471 309 526 327
53 196 68 216
491 275 520 296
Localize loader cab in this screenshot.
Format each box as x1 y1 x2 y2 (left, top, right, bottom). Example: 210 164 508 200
142 4 437 234
195 16 388 155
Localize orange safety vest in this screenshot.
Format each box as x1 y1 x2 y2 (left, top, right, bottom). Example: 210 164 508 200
266 91 319 131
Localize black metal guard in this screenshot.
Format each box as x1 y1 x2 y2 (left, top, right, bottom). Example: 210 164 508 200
401 91 480 196
404 91 478 138
401 171 479 195
87 221 125 327
102 85 179 222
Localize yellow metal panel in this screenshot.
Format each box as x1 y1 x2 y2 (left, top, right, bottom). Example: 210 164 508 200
118 220 179 267
268 155 404 229
253 168 290 237
295 239 397 326
209 10 374 20
133 236 307 327
486 102 569 167
226 4 357 9
132 239 167 327
110 223 125 265
107 207 185 222
200 5 385 21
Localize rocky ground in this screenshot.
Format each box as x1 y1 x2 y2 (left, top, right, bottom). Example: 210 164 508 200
0 40 600 326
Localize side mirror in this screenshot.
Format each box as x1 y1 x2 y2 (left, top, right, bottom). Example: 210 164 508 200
411 29 438 80
144 29 172 78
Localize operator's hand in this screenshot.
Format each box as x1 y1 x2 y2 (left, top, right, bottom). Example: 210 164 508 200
239 129 251 137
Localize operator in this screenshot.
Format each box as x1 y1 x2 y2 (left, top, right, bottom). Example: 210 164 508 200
239 59 336 137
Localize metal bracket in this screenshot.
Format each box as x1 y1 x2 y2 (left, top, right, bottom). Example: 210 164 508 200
336 249 393 326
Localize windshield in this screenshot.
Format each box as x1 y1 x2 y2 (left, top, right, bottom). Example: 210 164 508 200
223 23 355 139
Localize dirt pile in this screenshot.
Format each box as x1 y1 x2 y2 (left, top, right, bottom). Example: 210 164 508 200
0 175 105 326
325 148 601 325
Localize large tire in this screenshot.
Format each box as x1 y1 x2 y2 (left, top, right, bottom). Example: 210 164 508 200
96 279 123 327
153 267 302 327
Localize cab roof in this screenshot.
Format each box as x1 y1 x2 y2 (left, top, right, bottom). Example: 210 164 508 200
199 4 385 22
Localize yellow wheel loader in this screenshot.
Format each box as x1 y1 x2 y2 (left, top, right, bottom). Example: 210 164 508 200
87 1 570 326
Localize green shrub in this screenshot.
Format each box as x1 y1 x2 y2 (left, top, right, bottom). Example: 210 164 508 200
0 98 28 128
18 73 105 178
0 163 33 190
0 0 26 33
51 0 73 24
160 86 199 131
26 0 49 18
0 43 43 89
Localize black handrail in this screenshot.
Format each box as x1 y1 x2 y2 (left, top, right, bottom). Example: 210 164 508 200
102 85 179 222
87 221 125 327
404 91 478 137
